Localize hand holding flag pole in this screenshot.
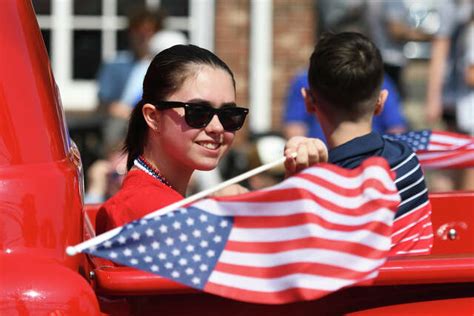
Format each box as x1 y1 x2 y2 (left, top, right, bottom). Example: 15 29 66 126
66 153 297 257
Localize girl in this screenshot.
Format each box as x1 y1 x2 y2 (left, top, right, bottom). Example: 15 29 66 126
96 44 326 233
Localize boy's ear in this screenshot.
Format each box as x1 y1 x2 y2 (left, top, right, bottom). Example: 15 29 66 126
301 88 316 113
142 103 160 131
374 89 389 115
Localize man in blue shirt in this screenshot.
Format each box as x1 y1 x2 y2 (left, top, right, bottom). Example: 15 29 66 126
300 32 432 256
284 70 406 142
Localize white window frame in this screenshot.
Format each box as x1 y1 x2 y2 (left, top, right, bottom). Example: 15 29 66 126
35 0 215 111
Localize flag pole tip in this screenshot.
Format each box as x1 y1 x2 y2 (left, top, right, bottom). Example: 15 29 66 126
66 246 77 256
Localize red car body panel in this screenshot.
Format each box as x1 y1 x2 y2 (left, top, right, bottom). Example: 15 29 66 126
0 1 100 314
0 0 472 315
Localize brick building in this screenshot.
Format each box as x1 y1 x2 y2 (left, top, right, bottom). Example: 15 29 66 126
216 0 316 137
34 0 317 137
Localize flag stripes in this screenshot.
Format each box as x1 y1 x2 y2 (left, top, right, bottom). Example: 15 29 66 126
84 157 401 304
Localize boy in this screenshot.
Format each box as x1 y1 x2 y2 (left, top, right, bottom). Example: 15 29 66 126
301 32 432 256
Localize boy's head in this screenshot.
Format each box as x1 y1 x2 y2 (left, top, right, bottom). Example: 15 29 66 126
306 32 386 121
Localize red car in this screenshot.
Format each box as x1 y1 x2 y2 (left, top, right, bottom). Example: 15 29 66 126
0 1 473 315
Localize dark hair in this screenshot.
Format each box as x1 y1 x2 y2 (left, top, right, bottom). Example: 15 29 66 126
308 32 384 118
124 44 236 170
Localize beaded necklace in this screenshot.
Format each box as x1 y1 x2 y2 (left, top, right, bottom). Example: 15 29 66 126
134 155 173 189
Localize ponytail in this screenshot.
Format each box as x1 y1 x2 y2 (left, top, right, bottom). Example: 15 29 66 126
124 100 148 170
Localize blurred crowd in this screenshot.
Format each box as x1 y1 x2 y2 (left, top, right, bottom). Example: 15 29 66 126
82 0 474 203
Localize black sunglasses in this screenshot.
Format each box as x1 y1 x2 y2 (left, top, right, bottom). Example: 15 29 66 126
153 101 249 131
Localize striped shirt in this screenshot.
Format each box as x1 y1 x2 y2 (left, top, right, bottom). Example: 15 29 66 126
329 132 433 256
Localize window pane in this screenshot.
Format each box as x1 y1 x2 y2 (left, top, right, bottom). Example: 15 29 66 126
116 30 129 51
117 0 146 16
161 0 189 17
73 30 102 79
74 0 102 15
32 0 51 15
41 30 51 57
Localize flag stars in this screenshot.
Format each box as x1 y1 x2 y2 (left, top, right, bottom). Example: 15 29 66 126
139 219 148 225
145 228 155 237
131 232 140 240
166 212 175 218
159 224 168 233
172 221 182 230
137 245 146 253
171 270 180 278
94 209 232 290
157 252 167 260
179 233 188 242
165 237 174 246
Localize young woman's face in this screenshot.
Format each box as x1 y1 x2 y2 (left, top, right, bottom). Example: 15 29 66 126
157 66 237 172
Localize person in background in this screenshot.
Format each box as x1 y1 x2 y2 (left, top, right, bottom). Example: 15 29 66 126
457 17 474 137
424 0 473 191
96 45 328 234
367 1 433 97
301 32 432 256
457 16 474 190
97 8 162 148
284 71 407 141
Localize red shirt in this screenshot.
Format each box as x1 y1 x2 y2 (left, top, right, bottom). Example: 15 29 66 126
96 169 183 234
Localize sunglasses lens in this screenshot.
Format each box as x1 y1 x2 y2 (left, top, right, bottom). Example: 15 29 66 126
218 108 248 131
185 105 214 128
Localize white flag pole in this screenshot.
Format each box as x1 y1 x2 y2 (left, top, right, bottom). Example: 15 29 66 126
66 154 294 256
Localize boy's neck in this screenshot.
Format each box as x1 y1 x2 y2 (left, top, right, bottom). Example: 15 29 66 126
323 121 372 149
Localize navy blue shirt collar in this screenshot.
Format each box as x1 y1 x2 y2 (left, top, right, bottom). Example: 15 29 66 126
329 132 384 166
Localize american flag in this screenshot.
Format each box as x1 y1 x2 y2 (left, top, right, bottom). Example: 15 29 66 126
84 157 400 304
385 129 474 169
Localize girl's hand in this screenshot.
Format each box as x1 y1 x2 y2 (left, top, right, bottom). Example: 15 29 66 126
284 136 328 177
